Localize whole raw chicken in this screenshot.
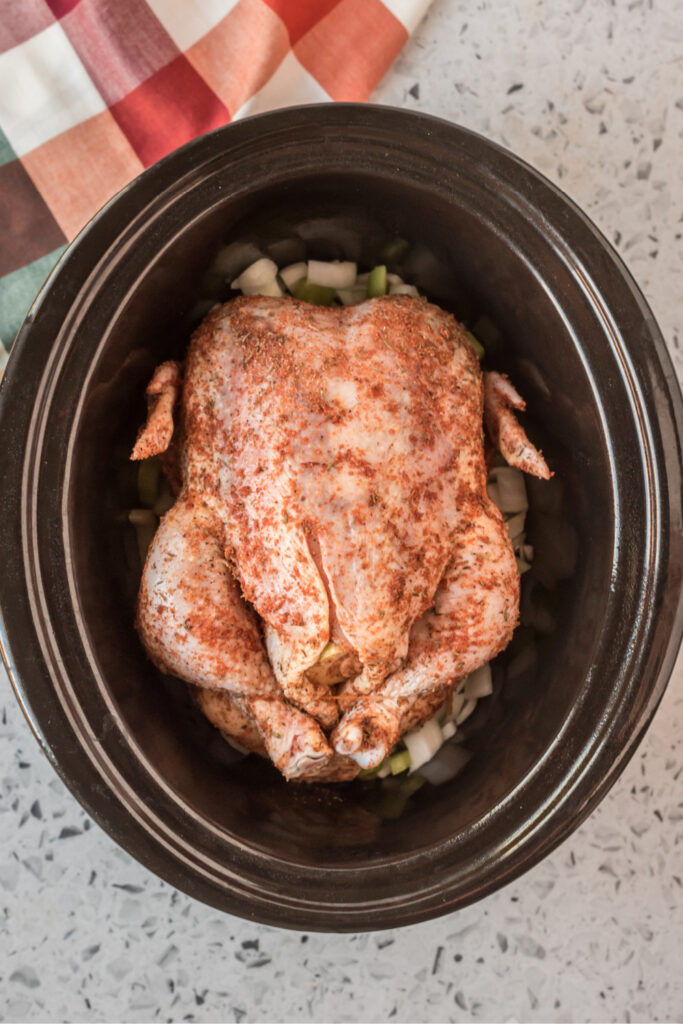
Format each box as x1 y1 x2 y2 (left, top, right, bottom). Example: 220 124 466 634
132 295 549 781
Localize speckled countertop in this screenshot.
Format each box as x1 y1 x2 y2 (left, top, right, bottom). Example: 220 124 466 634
2 1 682 1021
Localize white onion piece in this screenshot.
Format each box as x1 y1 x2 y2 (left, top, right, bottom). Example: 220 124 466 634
464 663 493 699
494 467 528 514
307 260 357 289
389 283 419 296
418 743 471 785
443 692 466 722
241 278 283 298
337 286 367 306
524 544 534 561
456 697 477 724
506 511 526 545
441 720 457 740
487 480 502 509
387 273 404 285
223 733 251 755
377 762 392 779
356 271 370 285
231 257 278 291
280 261 307 289
403 717 444 772
0 340 10 380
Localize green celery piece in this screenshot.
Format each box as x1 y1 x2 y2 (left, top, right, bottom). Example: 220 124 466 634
366 265 388 298
137 458 161 508
319 641 342 663
400 773 426 798
472 314 501 348
292 278 336 305
357 764 382 780
390 749 411 775
465 330 485 360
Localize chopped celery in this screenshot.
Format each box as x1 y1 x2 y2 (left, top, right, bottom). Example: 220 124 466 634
365 774 424 819
389 749 411 775
292 279 336 305
319 641 342 663
137 458 160 508
400 773 426 798
465 330 485 359
366 265 387 298
472 315 501 348
357 765 381 779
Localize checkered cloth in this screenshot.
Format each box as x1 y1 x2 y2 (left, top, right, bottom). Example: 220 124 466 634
0 0 432 351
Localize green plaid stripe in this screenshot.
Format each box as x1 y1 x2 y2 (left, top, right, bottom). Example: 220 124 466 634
0 126 15 168
0 246 66 350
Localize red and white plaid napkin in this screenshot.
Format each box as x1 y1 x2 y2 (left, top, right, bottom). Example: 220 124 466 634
0 0 432 352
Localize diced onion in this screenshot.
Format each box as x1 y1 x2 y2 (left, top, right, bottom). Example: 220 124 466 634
455 697 477 724
403 717 444 772
492 466 528 514
224 734 251 755
441 720 457 740
231 257 278 291
129 508 157 527
377 761 392 779
241 278 283 298
337 286 367 306
280 262 307 290
387 273 404 286
389 283 419 296
506 511 527 545
464 663 493 699
307 260 357 289
418 743 471 785
444 691 466 722
523 544 534 562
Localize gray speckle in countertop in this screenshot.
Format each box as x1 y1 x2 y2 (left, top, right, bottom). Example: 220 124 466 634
1 0 682 1021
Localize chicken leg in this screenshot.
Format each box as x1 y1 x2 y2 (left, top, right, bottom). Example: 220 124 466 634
331 491 519 767
138 498 333 779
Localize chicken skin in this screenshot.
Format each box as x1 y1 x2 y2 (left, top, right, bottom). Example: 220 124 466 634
132 295 549 780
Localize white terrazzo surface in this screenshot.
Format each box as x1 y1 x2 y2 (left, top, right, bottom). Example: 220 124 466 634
1 1 682 1021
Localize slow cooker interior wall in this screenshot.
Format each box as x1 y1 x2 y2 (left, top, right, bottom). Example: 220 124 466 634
67 171 613 864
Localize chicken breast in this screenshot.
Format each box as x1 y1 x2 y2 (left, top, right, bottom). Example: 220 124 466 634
132 295 549 780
